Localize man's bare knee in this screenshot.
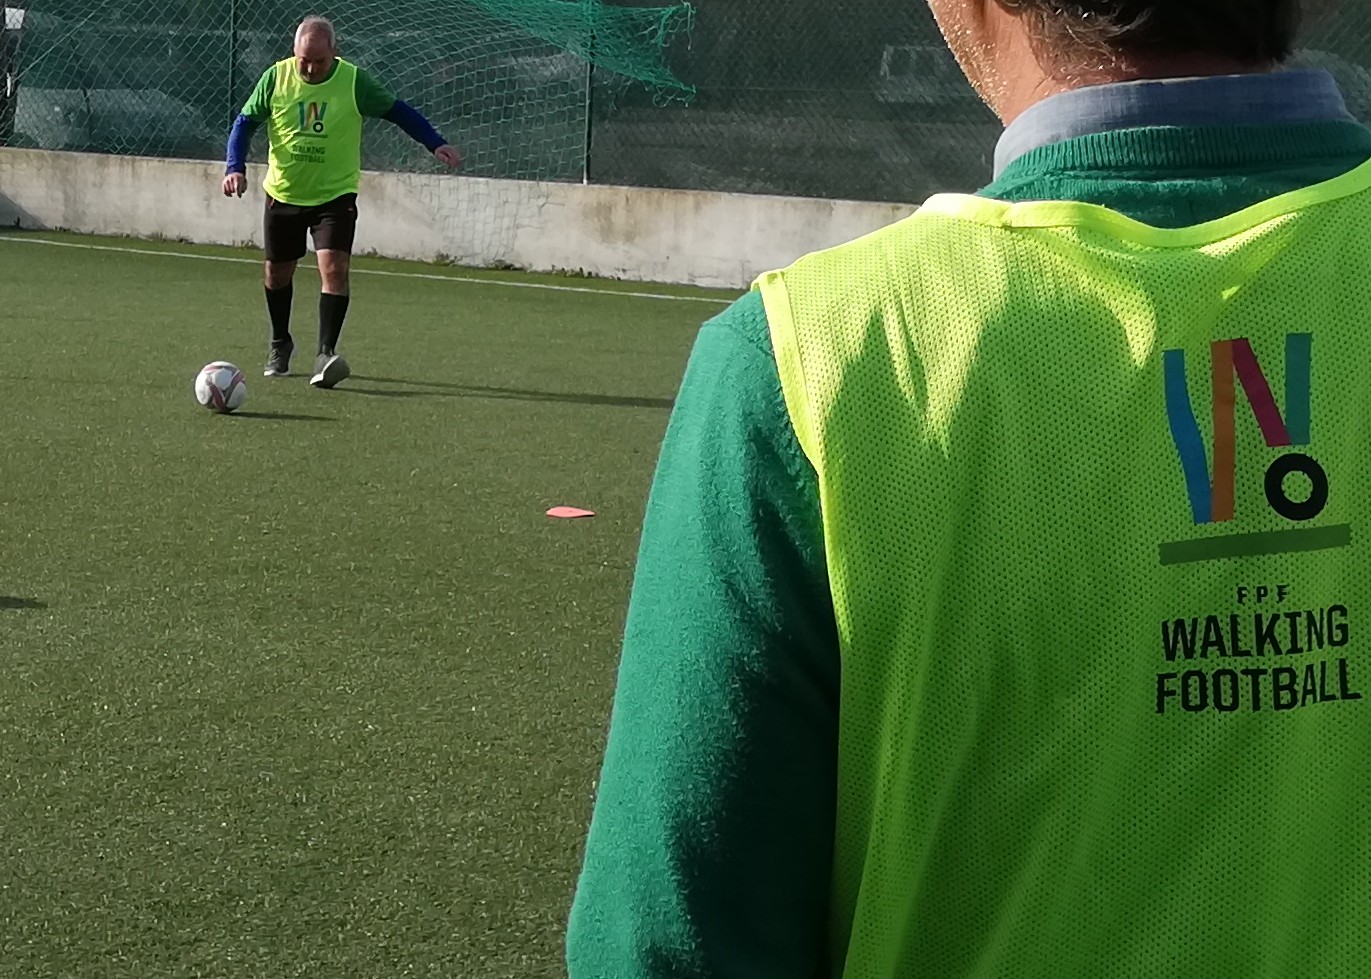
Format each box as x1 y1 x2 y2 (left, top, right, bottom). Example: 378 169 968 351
317 251 351 295
265 260 297 290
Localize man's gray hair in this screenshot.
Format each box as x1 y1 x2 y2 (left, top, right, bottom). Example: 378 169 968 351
296 15 336 47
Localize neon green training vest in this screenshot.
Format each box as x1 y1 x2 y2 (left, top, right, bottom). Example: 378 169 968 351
264 58 363 206
756 160 1371 977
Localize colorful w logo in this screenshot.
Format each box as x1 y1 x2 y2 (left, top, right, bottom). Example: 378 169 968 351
1160 333 1350 565
1164 335 1312 524
297 101 329 134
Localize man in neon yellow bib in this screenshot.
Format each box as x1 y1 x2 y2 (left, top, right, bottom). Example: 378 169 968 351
570 1 1371 976
222 17 461 388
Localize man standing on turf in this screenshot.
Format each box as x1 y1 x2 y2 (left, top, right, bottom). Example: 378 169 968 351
221 15 462 388
569 0 1371 976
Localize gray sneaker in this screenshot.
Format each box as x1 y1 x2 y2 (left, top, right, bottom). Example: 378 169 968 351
264 340 294 377
310 352 351 389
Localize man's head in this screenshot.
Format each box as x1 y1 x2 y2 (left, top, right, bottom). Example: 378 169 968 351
294 16 337 84
928 0 1306 121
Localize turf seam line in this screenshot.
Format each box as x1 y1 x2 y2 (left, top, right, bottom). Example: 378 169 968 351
0 235 737 306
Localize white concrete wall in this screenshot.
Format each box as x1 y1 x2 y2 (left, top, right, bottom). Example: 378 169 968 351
0 148 917 289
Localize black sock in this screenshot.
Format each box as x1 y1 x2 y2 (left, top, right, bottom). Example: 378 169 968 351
265 283 294 347
319 292 350 355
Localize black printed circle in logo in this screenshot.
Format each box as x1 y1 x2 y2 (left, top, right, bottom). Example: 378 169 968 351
1264 453 1328 522
312 122 326 133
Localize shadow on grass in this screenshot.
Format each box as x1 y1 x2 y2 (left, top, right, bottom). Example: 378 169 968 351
344 375 675 410
230 411 335 422
0 597 47 610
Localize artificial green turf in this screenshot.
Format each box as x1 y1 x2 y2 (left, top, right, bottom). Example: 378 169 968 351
0 231 735 977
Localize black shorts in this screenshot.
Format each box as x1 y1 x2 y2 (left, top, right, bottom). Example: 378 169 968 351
263 193 359 262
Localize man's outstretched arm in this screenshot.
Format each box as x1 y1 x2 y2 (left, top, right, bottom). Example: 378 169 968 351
357 70 462 167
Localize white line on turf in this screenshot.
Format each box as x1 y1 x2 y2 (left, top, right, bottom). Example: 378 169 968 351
0 235 739 306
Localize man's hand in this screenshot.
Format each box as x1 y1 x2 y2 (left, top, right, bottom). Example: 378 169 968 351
222 173 247 197
434 144 463 169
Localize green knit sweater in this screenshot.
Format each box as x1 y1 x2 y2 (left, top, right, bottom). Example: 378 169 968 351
566 118 1371 978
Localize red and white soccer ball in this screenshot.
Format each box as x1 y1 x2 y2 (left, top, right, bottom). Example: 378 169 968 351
195 361 247 414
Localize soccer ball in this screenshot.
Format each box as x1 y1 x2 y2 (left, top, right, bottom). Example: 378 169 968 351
195 361 247 413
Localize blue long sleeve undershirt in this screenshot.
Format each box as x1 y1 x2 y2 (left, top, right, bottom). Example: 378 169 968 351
383 100 447 153
225 114 258 174
224 100 447 175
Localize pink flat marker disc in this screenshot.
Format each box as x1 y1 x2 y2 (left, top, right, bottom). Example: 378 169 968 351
547 506 596 519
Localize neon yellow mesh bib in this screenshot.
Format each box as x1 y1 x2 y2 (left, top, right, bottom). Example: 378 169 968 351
264 58 363 206
756 162 1371 978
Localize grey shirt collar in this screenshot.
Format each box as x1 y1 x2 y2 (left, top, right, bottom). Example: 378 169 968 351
994 69 1354 178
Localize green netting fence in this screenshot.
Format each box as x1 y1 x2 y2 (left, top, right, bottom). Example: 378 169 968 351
2 0 694 182
4 1 1371 204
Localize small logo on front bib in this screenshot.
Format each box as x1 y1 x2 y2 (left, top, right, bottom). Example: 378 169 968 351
297 100 329 135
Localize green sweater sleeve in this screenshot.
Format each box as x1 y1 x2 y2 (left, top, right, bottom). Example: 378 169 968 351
566 291 840 979
239 66 275 121
355 68 398 118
